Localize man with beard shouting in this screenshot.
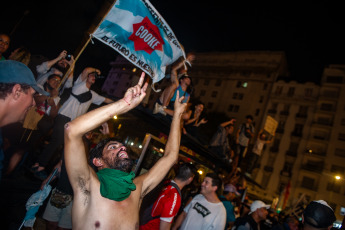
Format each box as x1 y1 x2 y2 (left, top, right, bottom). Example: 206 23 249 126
64 72 187 229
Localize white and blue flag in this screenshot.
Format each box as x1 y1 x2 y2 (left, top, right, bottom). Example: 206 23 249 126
92 0 186 89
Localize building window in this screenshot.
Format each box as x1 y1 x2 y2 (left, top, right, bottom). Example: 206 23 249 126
263 83 268 90
331 165 345 174
275 86 283 95
194 79 199 85
335 148 345 158
207 102 214 109
255 109 260 116
215 79 222 86
238 93 244 100
234 105 239 112
228 104 239 112
211 91 218 98
327 76 343 83
301 176 315 190
287 87 295 96
342 118 345 126
200 90 206 97
232 93 238 99
305 88 313 97
292 124 303 136
236 81 242 88
320 103 333 111
204 79 210 86
327 181 341 193
339 133 345 141
259 96 264 103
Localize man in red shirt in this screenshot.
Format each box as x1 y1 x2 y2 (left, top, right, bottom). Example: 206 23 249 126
140 163 197 230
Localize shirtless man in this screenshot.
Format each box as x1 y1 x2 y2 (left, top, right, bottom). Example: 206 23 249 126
64 72 187 229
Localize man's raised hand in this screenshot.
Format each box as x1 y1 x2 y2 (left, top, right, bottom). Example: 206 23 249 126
173 91 187 117
123 72 148 108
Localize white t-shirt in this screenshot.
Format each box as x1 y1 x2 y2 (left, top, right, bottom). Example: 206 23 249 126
37 84 60 116
180 194 226 230
252 139 266 156
58 75 105 120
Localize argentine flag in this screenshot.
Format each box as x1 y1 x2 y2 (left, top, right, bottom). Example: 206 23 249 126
92 0 186 89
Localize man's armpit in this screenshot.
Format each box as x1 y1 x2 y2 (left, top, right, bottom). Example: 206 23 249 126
77 176 91 206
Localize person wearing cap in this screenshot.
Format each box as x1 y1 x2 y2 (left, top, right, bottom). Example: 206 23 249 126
153 53 195 119
219 183 240 229
0 60 49 180
172 173 226 230
302 200 336 230
232 200 270 230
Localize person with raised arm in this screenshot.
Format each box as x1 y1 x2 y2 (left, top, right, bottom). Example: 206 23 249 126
64 72 187 229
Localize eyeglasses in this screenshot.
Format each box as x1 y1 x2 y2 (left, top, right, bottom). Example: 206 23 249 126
51 78 61 83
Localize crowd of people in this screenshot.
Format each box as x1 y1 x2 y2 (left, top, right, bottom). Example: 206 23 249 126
0 32 341 230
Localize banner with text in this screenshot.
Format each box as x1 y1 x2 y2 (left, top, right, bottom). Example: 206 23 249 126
92 0 185 88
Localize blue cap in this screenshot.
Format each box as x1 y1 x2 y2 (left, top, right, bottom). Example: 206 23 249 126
0 60 49 96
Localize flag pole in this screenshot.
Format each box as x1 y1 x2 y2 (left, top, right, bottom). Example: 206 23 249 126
58 0 118 89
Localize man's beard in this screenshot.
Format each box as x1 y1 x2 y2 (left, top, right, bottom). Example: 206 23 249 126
105 157 134 173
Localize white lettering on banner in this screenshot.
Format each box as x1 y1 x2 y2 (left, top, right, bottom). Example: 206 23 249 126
134 26 160 49
100 35 155 76
141 0 181 50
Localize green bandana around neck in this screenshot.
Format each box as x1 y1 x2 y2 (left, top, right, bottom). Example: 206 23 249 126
96 168 136 201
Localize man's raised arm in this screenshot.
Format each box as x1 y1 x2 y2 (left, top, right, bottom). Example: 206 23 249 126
64 72 147 188
138 91 187 195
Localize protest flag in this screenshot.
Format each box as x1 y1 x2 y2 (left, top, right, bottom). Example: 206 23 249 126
92 0 187 91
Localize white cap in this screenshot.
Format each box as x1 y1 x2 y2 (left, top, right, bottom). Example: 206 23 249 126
249 200 270 214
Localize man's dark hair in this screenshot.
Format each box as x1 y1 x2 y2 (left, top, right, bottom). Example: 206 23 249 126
0 83 31 99
205 172 222 192
88 137 124 171
175 163 197 181
246 115 254 120
52 60 69 73
178 73 193 94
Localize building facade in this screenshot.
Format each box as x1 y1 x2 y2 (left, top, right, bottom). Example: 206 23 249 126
249 65 345 222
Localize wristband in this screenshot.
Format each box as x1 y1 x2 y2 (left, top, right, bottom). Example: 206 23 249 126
123 98 131 106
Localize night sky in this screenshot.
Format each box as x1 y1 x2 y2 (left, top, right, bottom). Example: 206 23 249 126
2 0 345 84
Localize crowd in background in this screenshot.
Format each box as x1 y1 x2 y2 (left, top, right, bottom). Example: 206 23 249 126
0 32 341 230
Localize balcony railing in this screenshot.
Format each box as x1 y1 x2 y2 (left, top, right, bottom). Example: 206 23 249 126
286 150 297 157
276 128 284 134
280 111 289 116
301 164 324 173
296 113 307 118
264 166 273 172
291 132 302 137
270 146 279 152
299 182 318 191
313 135 329 141
268 109 277 114
280 170 291 177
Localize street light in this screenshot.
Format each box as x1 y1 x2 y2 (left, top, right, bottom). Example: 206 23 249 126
335 175 341 180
